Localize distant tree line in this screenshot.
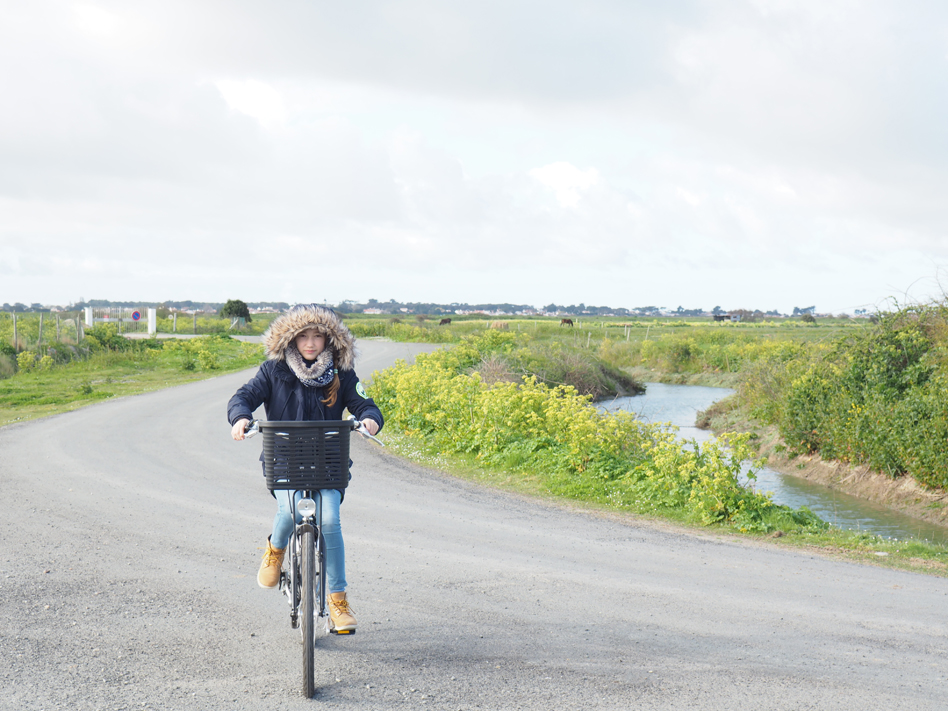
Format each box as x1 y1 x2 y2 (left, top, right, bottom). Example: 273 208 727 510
345 299 537 315
2 298 833 318
1 303 47 312
30 300 294 313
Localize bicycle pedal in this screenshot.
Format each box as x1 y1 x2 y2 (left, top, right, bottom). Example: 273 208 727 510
330 629 356 635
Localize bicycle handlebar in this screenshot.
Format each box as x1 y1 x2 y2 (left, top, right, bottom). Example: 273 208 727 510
346 415 386 447
241 417 384 446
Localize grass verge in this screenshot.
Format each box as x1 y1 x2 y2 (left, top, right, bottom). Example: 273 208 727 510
0 334 263 427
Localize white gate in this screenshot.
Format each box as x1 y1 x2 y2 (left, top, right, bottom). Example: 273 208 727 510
84 307 157 335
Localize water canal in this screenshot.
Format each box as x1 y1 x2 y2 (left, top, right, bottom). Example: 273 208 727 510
602 382 948 544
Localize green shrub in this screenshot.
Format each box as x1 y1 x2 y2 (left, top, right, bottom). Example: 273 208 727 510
730 302 948 490
83 324 130 352
196 349 218 370
16 351 36 372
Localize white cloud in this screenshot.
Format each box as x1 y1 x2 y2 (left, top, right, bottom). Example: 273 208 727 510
215 79 286 126
529 163 600 209
73 4 120 36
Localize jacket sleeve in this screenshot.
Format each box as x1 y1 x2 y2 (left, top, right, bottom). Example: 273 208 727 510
227 363 271 425
339 370 384 432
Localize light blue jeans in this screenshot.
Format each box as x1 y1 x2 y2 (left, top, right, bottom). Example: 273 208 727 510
270 489 346 594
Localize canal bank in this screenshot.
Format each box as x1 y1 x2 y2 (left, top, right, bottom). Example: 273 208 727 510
703 399 948 534
606 381 948 542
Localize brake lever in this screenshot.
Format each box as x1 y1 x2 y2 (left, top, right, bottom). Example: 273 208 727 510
347 415 386 447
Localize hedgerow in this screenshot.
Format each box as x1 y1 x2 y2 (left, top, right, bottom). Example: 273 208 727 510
736 303 948 489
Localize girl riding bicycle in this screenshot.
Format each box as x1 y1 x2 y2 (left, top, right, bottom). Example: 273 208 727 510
227 304 382 633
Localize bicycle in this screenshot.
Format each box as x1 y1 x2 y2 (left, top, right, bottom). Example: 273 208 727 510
245 416 383 698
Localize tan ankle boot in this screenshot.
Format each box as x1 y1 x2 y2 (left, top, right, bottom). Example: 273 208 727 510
257 538 285 589
328 592 357 631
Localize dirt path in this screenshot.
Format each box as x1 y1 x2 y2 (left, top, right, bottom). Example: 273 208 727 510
1 341 946 710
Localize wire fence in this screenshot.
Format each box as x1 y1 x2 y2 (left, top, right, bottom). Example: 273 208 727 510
1 312 86 353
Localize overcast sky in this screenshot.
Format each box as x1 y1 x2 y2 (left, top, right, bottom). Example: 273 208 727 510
3 0 948 313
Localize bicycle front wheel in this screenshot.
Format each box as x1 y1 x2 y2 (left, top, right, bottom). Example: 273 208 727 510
300 526 316 698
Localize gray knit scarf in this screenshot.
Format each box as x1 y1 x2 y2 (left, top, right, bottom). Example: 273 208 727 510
285 343 336 388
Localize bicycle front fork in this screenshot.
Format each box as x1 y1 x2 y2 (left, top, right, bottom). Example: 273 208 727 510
281 518 329 633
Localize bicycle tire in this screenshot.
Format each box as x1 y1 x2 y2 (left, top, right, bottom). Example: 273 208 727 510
301 526 316 698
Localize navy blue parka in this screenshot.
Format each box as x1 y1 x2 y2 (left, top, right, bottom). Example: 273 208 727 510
227 359 383 427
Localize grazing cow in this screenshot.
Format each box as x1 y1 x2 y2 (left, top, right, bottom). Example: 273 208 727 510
560 318 574 327
439 318 452 326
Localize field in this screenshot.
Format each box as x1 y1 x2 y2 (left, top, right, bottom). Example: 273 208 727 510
344 312 869 389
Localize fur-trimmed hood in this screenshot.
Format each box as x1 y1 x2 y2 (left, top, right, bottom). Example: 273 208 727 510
262 305 357 370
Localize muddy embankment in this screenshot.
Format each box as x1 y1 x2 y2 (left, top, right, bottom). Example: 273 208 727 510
695 395 948 530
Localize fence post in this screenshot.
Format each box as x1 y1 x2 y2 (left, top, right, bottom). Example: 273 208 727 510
147 308 157 336
193 313 197 334
57 314 61 342
173 312 177 333
76 314 80 343
12 312 17 353
38 312 44 347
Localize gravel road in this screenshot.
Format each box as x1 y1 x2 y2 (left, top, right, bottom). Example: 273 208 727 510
1 340 946 710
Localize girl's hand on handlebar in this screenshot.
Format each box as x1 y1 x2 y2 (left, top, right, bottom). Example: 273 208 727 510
232 418 250 440
347 415 385 446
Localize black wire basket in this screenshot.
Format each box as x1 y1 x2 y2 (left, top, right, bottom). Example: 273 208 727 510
259 420 353 491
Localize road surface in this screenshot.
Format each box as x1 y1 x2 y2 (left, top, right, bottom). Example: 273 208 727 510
1 340 945 710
